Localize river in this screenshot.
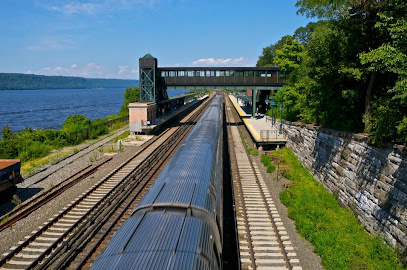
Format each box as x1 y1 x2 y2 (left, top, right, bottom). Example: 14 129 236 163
0 88 189 135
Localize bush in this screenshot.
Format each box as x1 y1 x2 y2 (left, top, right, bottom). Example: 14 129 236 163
61 115 92 133
261 154 276 173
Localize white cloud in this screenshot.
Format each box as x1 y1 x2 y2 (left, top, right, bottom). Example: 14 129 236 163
118 65 128 74
26 37 75 51
31 63 139 79
46 2 99 15
87 62 103 71
191 57 252 67
44 0 159 15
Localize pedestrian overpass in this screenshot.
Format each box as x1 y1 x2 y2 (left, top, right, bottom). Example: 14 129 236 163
137 53 286 120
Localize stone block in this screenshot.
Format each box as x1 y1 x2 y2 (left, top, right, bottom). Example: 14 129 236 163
394 180 407 195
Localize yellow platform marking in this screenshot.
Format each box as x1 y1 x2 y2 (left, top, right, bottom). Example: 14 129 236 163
229 96 261 141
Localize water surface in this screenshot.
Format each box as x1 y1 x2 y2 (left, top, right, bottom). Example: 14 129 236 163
0 88 188 135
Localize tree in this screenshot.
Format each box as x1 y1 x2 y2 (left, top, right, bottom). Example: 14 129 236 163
256 36 291 67
61 115 92 133
293 21 328 46
359 0 407 144
119 87 140 115
274 36 305 82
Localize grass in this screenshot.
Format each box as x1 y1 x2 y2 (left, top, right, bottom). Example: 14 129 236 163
243 137 258 156
20 125 128 176
110 130 130 143
261 154 276 173
265 147 405 270
1 214 9 225
11 194 22 207
21 148 73 175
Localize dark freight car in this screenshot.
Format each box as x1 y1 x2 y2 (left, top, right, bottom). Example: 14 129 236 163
0 159 23 193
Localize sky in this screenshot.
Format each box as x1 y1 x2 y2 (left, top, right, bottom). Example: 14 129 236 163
0 0 314 79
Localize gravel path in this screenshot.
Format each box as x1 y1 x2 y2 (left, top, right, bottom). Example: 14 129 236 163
0 126 154 257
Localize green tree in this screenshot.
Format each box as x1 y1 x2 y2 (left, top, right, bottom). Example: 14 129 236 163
61 115 92 133
119 86 140 115
256 35 291 67
293 21 328 46
274 36 305 81
359 0 407 144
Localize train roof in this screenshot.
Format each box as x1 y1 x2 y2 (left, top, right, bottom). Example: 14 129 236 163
91 211 219 270
0 160 20 171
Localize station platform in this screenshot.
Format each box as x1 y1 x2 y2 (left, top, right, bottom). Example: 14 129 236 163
229 94 287 147
140 95 208 134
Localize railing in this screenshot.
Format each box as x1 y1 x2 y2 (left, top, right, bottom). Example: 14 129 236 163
260 130 279 140
68 115 128 142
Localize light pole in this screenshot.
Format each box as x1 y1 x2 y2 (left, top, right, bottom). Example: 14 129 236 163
279 102 283 134
270 97 276 126
265 97 269 122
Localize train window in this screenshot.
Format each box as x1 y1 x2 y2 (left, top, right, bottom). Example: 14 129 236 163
245 71 254 77
161 71 168 77
215 71 221 77
200 71 205 77
169 71 176 77
206 71 211 77
195 71 200 77
220 71 225 76
178 71 185 77
187 71 194 77
210 71 215 77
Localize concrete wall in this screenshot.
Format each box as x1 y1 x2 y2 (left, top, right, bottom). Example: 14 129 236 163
283 122 407 254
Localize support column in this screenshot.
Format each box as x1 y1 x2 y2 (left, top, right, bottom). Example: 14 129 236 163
252 89 256 118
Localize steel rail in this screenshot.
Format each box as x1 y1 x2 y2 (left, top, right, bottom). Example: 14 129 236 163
43 95 215 270
227 96 293 270
225 97 256 270
0 159 111 233
0 98 203 268
15 95 213 270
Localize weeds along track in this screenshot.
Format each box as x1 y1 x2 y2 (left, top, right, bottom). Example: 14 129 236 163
0 95 214 270
225 96 301 270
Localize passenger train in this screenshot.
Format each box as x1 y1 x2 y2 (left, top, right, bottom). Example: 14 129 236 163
91 94 224 269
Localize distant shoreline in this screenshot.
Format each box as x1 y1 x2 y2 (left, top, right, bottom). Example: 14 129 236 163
0 87 130 91
0 73 139 90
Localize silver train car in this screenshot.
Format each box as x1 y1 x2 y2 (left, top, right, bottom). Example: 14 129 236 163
91 94 224 270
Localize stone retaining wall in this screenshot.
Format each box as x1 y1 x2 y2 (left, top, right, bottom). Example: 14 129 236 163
283 122 407 254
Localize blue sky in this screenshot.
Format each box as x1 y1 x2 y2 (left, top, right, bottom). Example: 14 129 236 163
0 0 314 79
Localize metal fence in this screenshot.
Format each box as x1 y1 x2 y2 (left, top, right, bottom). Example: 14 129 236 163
68 115 128 142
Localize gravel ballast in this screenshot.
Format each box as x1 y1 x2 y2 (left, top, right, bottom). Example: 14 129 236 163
0 127 151 257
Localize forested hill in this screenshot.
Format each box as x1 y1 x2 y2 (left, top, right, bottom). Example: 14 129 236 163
0 73 139 90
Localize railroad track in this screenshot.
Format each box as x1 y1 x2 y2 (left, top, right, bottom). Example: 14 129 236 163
225 96 302 270
0 96 212 270
0 159 112 234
